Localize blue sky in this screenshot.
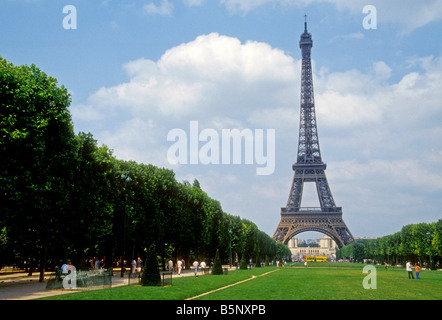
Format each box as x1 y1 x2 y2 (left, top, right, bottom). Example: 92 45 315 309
2 0 442 240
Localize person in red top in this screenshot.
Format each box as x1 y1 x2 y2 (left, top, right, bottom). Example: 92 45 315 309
415 264 420 279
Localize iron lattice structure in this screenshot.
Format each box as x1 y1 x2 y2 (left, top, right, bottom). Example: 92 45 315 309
273 19 354 248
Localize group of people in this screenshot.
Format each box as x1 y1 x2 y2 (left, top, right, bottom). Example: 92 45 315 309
406 261 421 279
131 257 143 277
192 260 207 277
60 261 75 274
276 260 288 268
167 258 208 277
60 257 104 274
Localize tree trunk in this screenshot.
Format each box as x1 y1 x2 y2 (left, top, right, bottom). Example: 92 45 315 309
39 246 48 282
27 258 33 276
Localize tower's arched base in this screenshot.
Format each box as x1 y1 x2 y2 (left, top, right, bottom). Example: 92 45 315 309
273 209 354 249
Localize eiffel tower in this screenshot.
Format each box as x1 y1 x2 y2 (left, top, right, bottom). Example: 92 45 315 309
273 18 354 248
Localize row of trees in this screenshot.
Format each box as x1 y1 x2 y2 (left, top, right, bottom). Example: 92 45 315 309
337 220 441 268
0 58 291 281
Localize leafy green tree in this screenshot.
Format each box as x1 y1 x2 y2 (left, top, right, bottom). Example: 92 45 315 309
412 223 431 264
275 242 291 261
227 215 242 266
256 254 262 267
400 224 415 263
0 57 342 281
1 58 77 281
353 241 365 263
433 219 442 264
68 133 116 268
338 219 441 268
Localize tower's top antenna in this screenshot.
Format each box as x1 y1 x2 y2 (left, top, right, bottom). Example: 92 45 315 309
304 14 307 32
299 15 312 48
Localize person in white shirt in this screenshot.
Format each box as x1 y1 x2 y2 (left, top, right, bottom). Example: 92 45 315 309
131 259 136 276
177 259 183 275
200 261 206 274
406 261 414 279
168 259 173 272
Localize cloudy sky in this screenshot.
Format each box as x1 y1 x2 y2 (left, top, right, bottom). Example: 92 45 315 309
2 0 442 240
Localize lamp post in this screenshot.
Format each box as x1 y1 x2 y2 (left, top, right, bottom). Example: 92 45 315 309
229 229 232 268
120 173 132 278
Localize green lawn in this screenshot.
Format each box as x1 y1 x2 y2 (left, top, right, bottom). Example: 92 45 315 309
40 265 442 300
196 267 441 300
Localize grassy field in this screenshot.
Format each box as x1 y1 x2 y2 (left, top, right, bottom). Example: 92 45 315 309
40 264 442 300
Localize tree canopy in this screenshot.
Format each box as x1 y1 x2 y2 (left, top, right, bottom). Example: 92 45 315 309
0 58 290 279
337 220 441 269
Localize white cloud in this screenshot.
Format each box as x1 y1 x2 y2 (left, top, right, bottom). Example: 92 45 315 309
332 0 442 34
219 0 442 34
70 103 104 122
82 33 296 124
72 34 442 237
183 0 206 7
330 32 365 42
330 160 442 192
76 34 442 174
144 0 174 16
75 33 298 170
219 0 275 13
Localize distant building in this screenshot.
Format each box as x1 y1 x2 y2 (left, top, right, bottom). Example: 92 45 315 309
288 235 337 260
354 237 378 240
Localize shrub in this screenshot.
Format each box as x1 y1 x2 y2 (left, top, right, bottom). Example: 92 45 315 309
212 249 223 275
140 246 161 286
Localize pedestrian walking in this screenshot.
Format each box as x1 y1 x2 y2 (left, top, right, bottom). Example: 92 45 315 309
131 259 137 277
136 257 143 277
193 260 199 277
168 259 173 272
177 259 183 275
